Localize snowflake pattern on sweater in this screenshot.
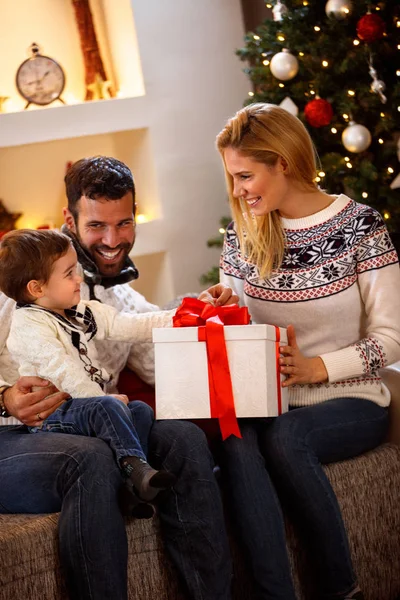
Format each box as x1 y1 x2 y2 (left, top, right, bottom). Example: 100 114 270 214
220 195 400 408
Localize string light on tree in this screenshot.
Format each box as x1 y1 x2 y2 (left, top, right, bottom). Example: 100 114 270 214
270 48 299 81
342 121 372 153
325 0 352 19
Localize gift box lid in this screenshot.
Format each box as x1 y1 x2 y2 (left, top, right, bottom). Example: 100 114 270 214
153 324 287 344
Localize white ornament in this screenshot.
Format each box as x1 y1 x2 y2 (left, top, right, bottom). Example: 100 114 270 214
342 122 372 153
270 49 299 81
390 137 400 190
273 1 289 22
325 0 353 19
279 96 299 116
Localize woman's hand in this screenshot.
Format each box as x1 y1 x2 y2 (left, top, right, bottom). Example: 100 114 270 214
3 377 70 427
279 325 328 387
198 283 239 307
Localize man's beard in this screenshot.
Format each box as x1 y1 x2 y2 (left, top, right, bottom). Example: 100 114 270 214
76 232 133 278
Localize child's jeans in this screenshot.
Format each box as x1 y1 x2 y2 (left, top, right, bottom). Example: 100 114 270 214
30 396 154 462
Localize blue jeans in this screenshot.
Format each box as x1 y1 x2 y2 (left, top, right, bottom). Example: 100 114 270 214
218 397 388 600
0 418 232 600
31 396 153 463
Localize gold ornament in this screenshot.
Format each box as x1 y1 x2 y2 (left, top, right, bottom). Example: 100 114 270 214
0 97 9 113
87 73 112 101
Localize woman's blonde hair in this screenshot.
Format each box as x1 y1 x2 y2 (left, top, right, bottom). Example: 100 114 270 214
216 103 319 277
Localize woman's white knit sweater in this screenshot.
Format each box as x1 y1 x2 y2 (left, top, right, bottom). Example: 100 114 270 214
7 300 173 399
220 195 400 408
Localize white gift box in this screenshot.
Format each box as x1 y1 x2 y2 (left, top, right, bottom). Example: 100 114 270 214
153 324 288 420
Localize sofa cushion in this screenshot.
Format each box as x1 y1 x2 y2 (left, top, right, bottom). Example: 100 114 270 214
0 443 399 600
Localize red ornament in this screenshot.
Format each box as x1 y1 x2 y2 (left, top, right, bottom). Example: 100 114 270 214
356 13 385 43
304 98 333 128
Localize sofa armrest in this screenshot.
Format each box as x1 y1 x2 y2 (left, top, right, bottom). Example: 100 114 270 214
380 362 400 445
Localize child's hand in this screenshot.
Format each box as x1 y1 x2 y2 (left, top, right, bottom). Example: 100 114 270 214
279 325 328 387
110 394 129 405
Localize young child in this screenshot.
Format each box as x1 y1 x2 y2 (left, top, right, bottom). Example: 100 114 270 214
0 229 177 517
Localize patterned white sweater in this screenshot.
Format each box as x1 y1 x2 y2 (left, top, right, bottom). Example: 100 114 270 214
7 301 173 399
0 280 160 426
220 195 400 408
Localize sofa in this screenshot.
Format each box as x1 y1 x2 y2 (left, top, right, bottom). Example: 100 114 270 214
1 364 400 600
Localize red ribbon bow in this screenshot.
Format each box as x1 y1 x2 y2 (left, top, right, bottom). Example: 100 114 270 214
173 297 250 440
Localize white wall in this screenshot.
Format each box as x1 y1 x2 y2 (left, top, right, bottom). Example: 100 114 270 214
131 0 249 297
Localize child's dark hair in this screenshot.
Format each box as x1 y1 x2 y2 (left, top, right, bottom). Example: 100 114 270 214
0 229 72 304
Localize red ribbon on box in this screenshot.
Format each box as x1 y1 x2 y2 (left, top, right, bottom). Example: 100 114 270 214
173 297 250 440
274 326 282 416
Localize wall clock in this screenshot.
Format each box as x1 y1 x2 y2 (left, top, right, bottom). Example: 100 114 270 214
16 43 66 109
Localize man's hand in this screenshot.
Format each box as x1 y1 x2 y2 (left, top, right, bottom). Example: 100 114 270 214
279 325 328 387
198 283 239 307
3 377 70 427
110 394 129 405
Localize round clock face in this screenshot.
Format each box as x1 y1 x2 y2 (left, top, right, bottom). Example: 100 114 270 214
16 55 65 106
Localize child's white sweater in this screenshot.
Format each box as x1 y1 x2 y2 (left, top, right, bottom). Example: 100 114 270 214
7 300 173 399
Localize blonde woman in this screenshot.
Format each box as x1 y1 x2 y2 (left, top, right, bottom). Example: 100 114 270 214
216 103 400 600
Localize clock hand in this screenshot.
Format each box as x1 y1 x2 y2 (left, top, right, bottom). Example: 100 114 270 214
38 71 50 83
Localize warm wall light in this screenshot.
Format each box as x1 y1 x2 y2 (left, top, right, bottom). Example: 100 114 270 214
331 127 337 133
353 39 360 45
136 214 149 224
362 192 368 198
322 60 329 67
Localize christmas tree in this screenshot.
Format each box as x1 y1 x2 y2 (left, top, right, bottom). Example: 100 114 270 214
201 0 400 285
237 0 400 230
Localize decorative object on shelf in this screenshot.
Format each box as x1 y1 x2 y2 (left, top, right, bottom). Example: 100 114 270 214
342 121 372 153
279 96 299 116
325 0 352 19
0 97 9 113
368 56 387 104
356 12 385 43
71 0 115 101
87 73 112 101
272 1 289 22
0 200 22 239
16 43 66 109
270 49 299 81
304 98 333 128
